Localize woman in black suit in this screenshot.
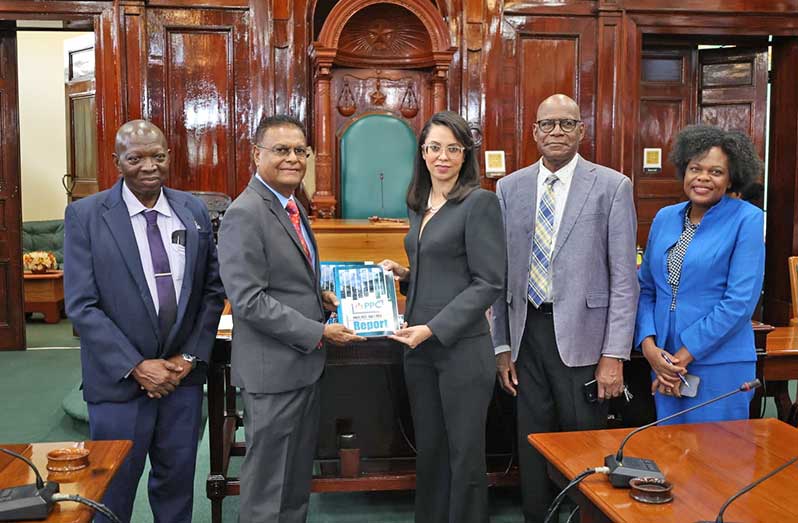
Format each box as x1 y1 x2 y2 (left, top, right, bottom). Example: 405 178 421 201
381 111 505 523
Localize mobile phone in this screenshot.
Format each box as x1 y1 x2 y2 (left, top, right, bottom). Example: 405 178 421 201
679 373 701 398
583 379 598 403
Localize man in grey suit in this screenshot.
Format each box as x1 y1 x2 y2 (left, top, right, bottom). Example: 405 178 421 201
491 94 639 522
218 115 364 522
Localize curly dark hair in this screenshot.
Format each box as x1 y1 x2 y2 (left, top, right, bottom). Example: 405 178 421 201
406 111 480 213
669 124 763 193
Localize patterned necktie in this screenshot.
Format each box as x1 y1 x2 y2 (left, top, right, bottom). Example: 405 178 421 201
285 199 311 261
144 211 177 344
528 174 559 307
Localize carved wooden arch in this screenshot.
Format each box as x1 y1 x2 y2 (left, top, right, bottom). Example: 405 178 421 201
309 0 455 218
316 0 452 57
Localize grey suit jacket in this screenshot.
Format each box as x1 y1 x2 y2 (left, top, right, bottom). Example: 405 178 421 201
490 157 639 366
218 177 326 393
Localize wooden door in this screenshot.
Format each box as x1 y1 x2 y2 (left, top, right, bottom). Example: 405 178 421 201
698 46 769 165
64 34 98 202
0 27 24 350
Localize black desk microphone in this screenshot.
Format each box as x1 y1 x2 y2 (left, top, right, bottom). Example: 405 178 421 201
0 447 58 521
696 455 797 523
604 379 762 487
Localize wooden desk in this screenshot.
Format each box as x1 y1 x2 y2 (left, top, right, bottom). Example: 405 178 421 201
23 270 65 324
529 419 798 523
762 325 798 425
0 440 132 523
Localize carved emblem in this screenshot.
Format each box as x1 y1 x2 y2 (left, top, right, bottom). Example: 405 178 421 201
369 77 386 106
338 6 432 63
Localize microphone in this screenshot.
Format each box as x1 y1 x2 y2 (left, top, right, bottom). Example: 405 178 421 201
0 447 59 521
696 455 797 523
604 379 761 488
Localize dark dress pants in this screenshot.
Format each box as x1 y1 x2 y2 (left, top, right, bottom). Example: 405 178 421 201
404 334 496 523
516 304 608 523
87 385 203 523
239 382 320 523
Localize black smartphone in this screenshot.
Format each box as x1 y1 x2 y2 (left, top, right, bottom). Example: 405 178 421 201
583 379 598 403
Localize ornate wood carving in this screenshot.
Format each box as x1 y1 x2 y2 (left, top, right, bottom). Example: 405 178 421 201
336 5 433 68
311 0 455 217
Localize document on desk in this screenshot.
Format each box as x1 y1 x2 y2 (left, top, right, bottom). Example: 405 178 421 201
327 263 400 338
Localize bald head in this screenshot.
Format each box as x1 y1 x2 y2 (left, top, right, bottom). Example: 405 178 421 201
113 120 170 208
536 94 580 121
115 120 167 154
533 93 585 171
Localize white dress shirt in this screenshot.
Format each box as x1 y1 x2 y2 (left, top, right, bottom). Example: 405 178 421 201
122 181 186 312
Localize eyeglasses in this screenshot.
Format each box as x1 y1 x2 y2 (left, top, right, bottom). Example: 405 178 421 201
535 119 582 133
255 144 311 158
421 143 467 157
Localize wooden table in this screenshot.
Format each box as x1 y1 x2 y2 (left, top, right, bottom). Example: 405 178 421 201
0 440 132 523
23 270 65 324
529 418 798 523
762 324 798 424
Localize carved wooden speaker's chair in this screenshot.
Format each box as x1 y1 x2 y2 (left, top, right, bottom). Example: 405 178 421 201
339 114 416 219
190 191 232 243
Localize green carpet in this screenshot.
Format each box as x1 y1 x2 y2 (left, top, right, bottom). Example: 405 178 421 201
2 347 794 523
25 315 79 348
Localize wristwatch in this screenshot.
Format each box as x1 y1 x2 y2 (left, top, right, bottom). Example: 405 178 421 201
181 353 197 370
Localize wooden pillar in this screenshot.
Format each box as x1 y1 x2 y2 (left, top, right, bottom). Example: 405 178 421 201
310 49 337 218
763 36 798 325
595 2 624 173
432 61 449 113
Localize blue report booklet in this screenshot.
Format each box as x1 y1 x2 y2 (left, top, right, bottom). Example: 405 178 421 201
323 262 400 338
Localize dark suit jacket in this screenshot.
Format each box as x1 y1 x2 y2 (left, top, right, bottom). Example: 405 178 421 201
218 177 326 394
64 178 225 403
403 188 505 346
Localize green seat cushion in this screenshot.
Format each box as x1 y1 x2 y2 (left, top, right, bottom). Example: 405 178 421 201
340 115 416 219
22 219 65 267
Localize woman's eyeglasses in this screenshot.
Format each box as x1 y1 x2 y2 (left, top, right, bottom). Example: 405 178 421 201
421 143 467 157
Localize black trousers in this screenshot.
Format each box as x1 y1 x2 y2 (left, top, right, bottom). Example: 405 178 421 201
404 334 496 523
516 304 608 523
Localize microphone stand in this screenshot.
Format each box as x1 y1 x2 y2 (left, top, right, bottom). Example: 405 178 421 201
605 380 761 487
696 456 797 523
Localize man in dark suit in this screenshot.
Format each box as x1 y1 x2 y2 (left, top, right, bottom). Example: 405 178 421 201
491 94 639 522
64 120 225 522
218 114 363 522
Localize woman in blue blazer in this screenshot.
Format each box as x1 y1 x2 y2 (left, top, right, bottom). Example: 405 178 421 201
635 125 765 424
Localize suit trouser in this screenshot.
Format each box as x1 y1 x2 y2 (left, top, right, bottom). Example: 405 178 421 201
239 382 320 523
87 385 203 523
516 304 608 523
404 334 496 523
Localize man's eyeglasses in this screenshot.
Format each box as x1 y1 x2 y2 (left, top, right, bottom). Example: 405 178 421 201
421 143 467 157
255 144 311 158
535 119 581 134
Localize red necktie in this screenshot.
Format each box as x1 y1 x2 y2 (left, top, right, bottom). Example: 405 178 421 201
285 199 311 261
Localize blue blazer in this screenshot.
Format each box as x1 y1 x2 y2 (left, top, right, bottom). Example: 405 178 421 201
64 179 225 403
635 196 764 365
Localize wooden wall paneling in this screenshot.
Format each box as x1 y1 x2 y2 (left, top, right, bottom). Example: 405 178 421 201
96 6 126 191
122 4 146 121
276 0 311 122
763 36 798 326
504 15 597 170
595 7 623 172
0 26 24 350
698 47 768 161
634 46 695 246
146 8 250 196
248 0 274 150
621 0 798 13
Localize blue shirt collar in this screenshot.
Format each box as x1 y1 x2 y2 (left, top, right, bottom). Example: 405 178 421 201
255 174 296 210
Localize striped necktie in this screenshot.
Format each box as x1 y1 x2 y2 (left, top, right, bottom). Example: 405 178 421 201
528 174 558 307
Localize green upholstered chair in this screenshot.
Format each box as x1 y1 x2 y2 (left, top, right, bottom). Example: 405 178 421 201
22 219 65 268
339 114 416 219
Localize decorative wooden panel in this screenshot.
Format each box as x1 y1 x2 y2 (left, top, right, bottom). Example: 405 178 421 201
635 45 695 246
698 47 768 160
67 92 99 200
0 27 24 350
484 16 596 176
146 8 251 196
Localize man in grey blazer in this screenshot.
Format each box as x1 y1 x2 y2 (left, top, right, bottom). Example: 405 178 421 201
218 115 363 522
491 94 639 522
